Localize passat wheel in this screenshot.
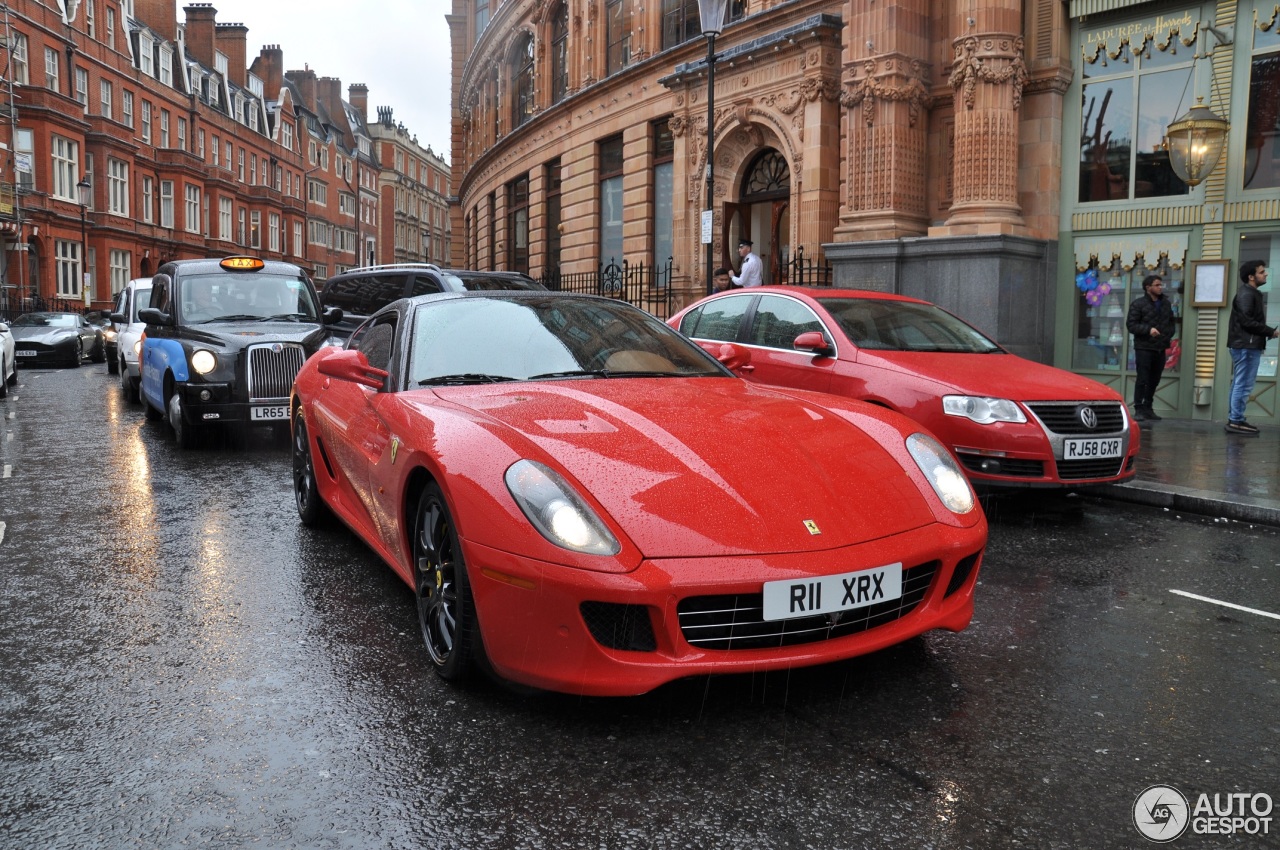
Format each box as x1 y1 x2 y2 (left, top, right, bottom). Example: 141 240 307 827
414 483 479 682
291 407 329 526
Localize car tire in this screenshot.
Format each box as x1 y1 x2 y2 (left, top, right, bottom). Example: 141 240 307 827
91 340 106 364
167 390 199 449
291 407 329 526
5 358 14 387
0 356 7 400
106 351 118 373
67 344 82 368
414 483 480 682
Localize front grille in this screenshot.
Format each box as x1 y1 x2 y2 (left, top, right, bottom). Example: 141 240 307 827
1025 401 1125 435
956 453 1044 478
580 602 657 651
1056 457 1126 480
945 552 981 597
676 560 939 651
246 343 306 402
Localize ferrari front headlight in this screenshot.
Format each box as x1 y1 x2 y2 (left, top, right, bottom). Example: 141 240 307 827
505 460 621 555
942 395 1026 425
906 433 975 515
190 349 217 375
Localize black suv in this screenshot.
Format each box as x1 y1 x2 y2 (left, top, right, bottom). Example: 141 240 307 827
138 256 343 448
319 263 544 338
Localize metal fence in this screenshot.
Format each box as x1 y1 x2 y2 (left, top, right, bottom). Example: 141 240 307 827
780 246 833 288
539 257 676 320
0 293 88 322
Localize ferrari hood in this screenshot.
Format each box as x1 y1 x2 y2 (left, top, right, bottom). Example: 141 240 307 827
860 351 1122 402
438 379 938 558
9 327 77 345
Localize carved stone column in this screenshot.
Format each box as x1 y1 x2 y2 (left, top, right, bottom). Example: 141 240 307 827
938 33 1028 232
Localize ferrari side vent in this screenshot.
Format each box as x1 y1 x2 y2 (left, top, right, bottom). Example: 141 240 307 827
580 602 658 652
677 560 939 651
945 551 981 598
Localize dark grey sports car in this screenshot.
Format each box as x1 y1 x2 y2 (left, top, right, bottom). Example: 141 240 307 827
9 312 106 368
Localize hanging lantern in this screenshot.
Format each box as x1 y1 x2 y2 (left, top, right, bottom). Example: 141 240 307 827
1164 98 1230 187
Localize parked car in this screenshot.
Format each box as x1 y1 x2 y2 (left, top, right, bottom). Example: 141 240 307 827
0 319 15 399
8 311 106 368
669 286 1140 491
139 256 342 448
87 311 119 373
318 263 545 339
290 291 987 696
109 278 154 402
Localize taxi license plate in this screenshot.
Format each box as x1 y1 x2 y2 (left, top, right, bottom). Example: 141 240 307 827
250 405 288 421
1063 437 1122 460
16 349 36 357
762 563 902 622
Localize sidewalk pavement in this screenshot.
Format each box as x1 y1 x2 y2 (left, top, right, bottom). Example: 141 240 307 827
1093 416 1280 527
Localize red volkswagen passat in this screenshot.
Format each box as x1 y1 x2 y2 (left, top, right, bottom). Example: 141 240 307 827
669 287 1139 490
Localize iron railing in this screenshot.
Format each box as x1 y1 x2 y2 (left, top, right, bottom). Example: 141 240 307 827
539 257 676 319
780 246 833 288
0 293 88 321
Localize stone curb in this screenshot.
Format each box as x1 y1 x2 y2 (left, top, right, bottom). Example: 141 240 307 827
1094 481 1280 528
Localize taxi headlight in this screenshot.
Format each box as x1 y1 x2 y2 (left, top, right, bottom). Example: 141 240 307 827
942 395 1026 425
190 349 217 375
906 433 975 515
102 328 117 341
132 339 142 356
505 460 620 555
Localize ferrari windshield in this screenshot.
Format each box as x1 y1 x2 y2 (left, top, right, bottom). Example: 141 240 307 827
818 297 1002 354
410 296 728 384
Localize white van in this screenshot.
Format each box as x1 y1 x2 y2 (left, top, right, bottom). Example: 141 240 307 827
109 277 154 402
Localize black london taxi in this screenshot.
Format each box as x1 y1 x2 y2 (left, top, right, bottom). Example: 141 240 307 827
138 256 342 448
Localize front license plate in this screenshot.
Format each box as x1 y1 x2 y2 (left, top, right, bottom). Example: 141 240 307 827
762 563 902 622
250 405 288 421
1063 437 1122 460
16 350 36 357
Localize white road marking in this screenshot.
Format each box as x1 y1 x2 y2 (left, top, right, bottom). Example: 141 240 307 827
2 464 9 478
1169 589 1280 621
0 521 5 545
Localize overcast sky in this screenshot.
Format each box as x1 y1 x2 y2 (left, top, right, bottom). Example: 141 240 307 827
198 0 454 162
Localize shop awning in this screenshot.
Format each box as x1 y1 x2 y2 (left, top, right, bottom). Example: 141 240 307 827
1070 0 1159 17
1073 232 1189 271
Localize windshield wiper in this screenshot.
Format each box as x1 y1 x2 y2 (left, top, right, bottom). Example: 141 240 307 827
527 369 610 380
261 313 310 322
196 314 259 323
418 373 518 386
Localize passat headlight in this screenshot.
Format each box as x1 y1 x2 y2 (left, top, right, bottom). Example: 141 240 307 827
190 349 217 375
942 395 1026 425
505 460 621 555
906 433 975 515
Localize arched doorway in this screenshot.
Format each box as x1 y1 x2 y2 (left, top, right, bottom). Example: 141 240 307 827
723 149 790 285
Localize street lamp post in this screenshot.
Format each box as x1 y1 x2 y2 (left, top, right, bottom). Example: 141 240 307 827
698 0 728 296
77 176 91 307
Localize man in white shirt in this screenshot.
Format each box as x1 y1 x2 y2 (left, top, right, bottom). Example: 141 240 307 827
731 238 763 288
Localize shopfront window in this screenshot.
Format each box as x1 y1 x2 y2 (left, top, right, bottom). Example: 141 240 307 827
1239 231 1280 378
1078 8 1199 202
1243 5 1280 191
1072 250 1185 374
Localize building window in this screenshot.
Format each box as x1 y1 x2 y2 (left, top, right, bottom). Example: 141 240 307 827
1071 249 1185 373
106 8 115 48
107 158 129 216
1078 12 1194 203
507 174 529 274
250 153 257 186
512 34 535 129
14 128 34 191
212 135 220 167
139 34 153 76
250 211 261 248
160 109 170 147
141 101 152 143
110 249 131 295
219 197 232 240
269 213 280 252
178 117 187 152
605 0 631 76
599 135 624 265
159 180 174 228
545 158 562 276
99 80 113 118
662 0 700 49
1244 11 1280 191
51 135 79 202
75 66 88 110
141 176 154 223
339 192 355 216
225 140 232 170
238 208 246 245
185 185 200 233
293 221 303 257
198 128 206 159
475 0 489 40
56 239 82 297
551 4 569 104
653 119 674 280
45 47 59 92
238 148 245 182
159 46 172 86
86 0 96 38
11 33 28 85
122 90 133 127
307 179 327 205
281 122 294 151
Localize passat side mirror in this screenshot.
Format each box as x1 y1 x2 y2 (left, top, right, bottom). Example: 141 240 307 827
138 307 173 327
793 331 834 357
317 348 389 390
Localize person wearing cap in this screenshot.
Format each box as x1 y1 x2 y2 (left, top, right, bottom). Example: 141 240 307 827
731 238 763 288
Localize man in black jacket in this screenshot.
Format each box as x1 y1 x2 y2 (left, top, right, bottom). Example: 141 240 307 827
1126 274 1175 421
1225 260 1277 435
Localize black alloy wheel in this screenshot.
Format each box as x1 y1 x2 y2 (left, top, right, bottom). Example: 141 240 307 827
67 342 82 368
291 408 329 526
167 390 199 449
414 483 479 681
106 350 118 373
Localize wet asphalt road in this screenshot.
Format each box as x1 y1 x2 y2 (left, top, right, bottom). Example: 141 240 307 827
0 365 1277 850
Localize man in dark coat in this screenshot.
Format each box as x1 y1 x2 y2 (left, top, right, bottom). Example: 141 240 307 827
1126 274 1175 421
1225 260 1277 435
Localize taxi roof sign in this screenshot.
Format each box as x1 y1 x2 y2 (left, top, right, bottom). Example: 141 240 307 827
220 256 265 272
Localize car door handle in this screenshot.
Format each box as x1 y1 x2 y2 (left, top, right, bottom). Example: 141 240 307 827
737 365 755 373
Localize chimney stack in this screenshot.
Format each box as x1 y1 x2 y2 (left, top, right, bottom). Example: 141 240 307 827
250 45 285 99
215 21 249 89
182 3 217 69
348 84 369 123
133 0 178 43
